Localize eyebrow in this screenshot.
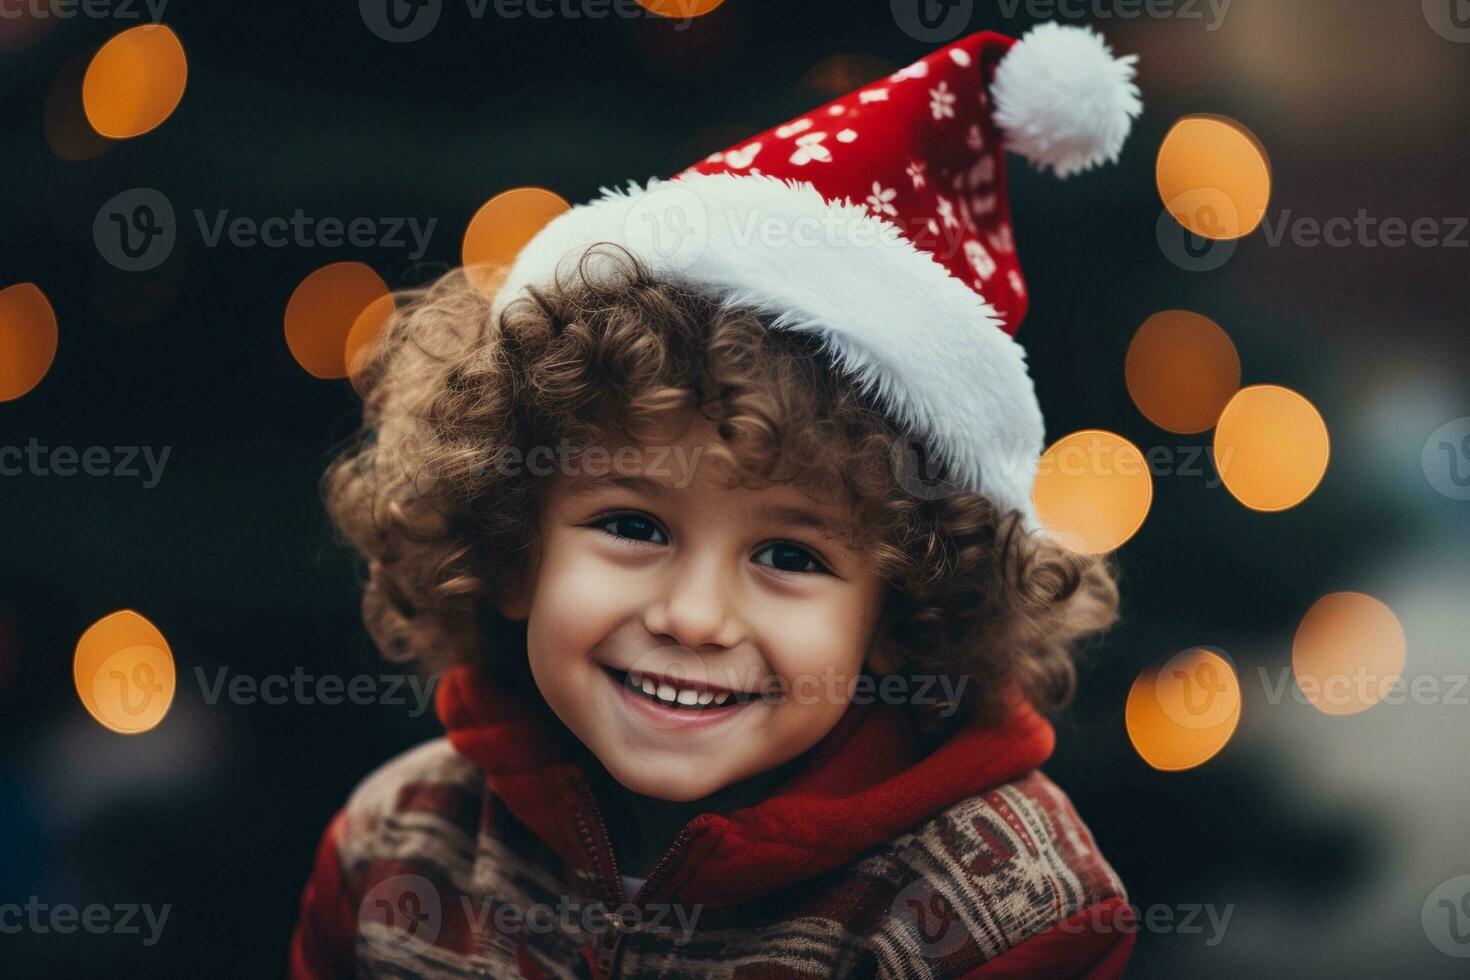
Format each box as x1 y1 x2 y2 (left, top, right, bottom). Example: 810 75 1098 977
563 474 671 500
755 503 849 538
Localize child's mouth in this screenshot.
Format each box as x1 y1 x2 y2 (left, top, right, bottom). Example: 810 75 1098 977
602 665 757 713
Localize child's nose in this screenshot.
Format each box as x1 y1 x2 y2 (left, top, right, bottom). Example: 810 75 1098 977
641 555 745 652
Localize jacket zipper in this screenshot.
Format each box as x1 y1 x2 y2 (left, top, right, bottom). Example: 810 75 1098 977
573 776 707 980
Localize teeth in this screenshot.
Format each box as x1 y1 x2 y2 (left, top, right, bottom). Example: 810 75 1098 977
620 668 742 709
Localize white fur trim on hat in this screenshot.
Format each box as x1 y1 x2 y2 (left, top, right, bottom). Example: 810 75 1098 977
992 23 1142 179
488 171 1045 525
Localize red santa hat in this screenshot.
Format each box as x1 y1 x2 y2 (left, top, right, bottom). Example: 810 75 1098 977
489 24 1141 527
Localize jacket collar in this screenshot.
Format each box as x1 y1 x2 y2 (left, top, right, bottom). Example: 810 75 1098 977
437 663 1055 908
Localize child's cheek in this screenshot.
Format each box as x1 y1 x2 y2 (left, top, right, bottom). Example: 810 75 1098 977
757 591 877 714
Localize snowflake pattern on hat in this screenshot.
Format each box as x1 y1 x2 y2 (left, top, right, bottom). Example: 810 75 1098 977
682 31 1029 334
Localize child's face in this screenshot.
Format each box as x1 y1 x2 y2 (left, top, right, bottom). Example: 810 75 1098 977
505 415 889 803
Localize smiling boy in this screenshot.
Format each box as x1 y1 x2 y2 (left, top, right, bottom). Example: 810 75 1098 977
292 24 1142 978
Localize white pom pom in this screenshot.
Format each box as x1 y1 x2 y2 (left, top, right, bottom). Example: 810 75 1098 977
991 23 1142 179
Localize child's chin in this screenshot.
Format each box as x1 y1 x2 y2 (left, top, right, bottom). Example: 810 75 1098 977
608 759 729 803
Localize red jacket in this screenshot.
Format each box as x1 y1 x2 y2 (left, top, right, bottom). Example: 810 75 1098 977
290 664 1133 978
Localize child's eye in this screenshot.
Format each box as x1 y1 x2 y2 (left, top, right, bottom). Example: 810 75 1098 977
596 513 667 545
753 542 827 574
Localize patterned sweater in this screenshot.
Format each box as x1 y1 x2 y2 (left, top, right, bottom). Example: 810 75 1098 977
289 666 1133 978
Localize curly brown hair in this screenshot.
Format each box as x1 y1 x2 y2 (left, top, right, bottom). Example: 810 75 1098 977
323 245 1119 734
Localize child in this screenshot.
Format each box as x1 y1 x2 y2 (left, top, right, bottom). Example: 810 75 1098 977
291 23 1142 979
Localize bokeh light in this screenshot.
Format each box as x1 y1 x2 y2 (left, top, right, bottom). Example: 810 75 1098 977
345 293 398 396
636 0 727 17
83 25 188 139
0 3 58 52
1157 114 1272 241
1293 592 1407 716
801 54 897 96
46 53 116 162
462 187 569 295
1127 648 1241 772
285 262 390 380
0 283 59 402
74 610 176 735
1032 430 1154 555
1126 310 1241 434
1214 385 1330 512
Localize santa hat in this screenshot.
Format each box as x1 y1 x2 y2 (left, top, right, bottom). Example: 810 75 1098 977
489 24 1141 526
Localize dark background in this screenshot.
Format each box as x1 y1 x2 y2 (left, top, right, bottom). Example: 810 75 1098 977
2 1 1468 976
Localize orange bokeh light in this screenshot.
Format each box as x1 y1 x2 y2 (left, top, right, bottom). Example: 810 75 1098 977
345 293 398 396
74 610 176 735
1157 115 1272 241
46 53 116 162
1127 648 1241 772
1293 592 1407 716
1214 385 1330 512
83 24 188 139
285 263 390 380
1032 430 1153 555
637 0 727 17
1126 311 1241 434
0 283 59 402
462 187 569 294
